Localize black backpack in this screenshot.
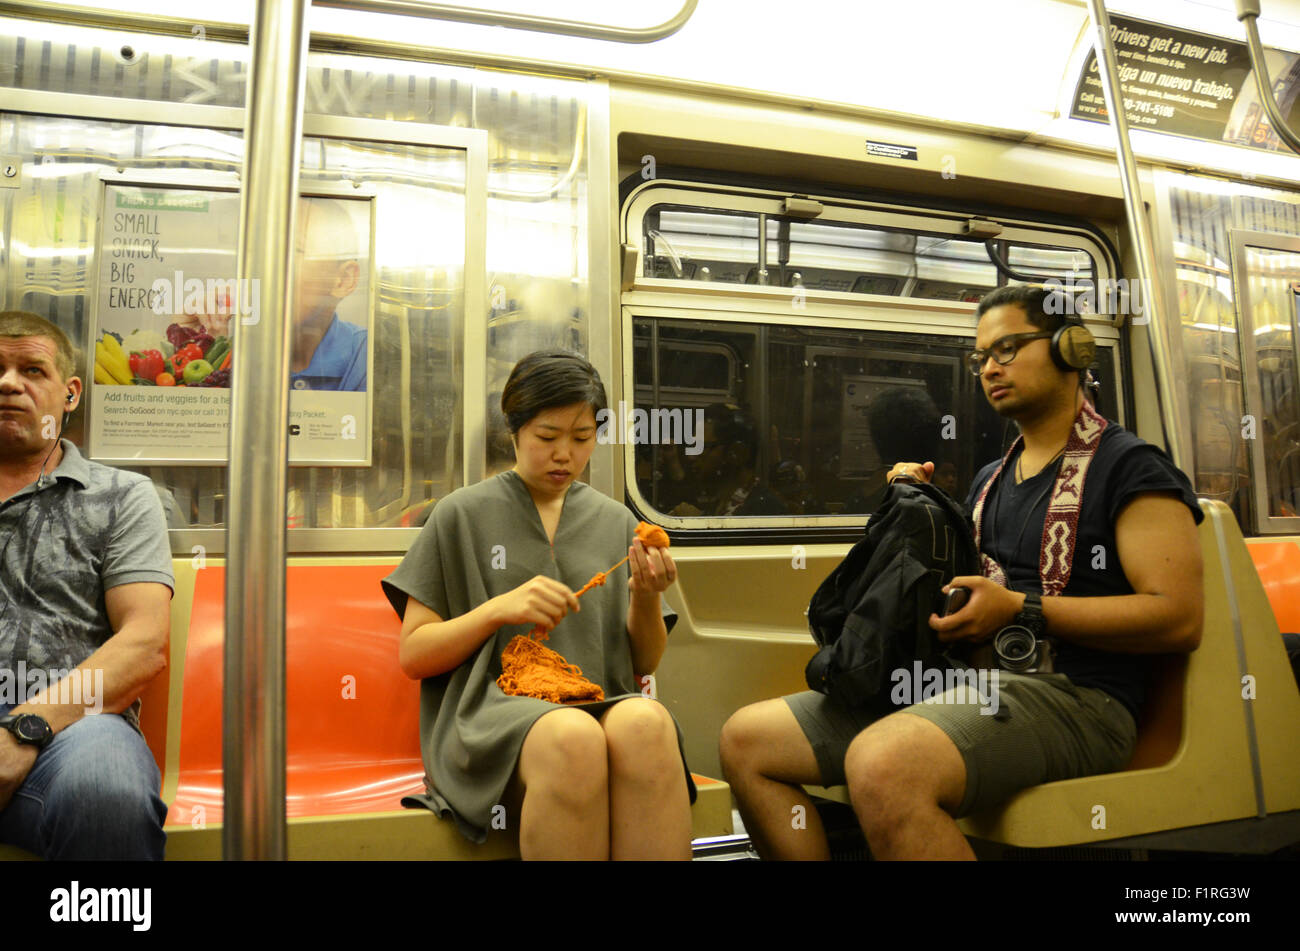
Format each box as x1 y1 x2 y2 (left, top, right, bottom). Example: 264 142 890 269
805 481 979 712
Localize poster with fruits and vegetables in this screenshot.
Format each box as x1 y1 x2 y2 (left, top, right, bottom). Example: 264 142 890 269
89 181 373 465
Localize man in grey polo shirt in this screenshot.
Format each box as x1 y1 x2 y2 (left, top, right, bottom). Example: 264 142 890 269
0 311 173 860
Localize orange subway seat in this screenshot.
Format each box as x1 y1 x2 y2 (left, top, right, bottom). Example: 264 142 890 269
164 563 720 830
166 564 423 825
1245 539 1300 634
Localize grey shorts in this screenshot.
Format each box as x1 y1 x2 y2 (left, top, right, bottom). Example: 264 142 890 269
784 669 1137 818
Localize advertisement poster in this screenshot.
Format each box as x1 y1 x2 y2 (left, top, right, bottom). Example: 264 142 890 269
1071 14 1300 151
89 181 373 465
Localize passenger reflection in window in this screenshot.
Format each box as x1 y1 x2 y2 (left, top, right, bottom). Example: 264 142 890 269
664 404 787 517
771 459 819 515
845 387 956 514
289 197 366 393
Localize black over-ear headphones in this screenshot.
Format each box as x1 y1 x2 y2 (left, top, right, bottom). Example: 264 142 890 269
1049 318 1096 372
1038 287 1097 372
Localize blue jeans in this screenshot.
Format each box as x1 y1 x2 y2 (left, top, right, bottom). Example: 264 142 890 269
0 709 167 860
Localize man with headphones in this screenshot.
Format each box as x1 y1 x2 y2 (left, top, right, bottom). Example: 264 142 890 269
0 311 173 859
720 284 1204 860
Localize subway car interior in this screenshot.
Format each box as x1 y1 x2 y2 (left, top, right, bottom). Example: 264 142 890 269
1 0 1299 865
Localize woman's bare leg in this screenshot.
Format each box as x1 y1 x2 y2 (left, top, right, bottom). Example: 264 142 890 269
600 698 692 860
515 707 609 860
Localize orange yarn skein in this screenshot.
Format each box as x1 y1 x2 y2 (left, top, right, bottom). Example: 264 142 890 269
496 522 671 703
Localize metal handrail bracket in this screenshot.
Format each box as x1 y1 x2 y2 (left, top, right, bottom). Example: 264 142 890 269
1236 0 1300 157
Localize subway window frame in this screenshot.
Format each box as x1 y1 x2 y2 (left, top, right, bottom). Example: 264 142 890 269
619 179 1125 541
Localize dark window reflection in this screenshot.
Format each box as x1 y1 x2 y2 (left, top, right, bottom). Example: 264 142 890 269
634 319 985 519
632 317 1121 522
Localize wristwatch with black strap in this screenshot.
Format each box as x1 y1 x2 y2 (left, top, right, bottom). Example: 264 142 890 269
0 713 54 751
1015 591 1047 636
966 591 1053 672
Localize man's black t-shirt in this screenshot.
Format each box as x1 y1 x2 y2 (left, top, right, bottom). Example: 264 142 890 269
965 421 1203 720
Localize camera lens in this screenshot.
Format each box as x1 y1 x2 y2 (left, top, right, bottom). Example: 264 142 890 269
993 627 1039 672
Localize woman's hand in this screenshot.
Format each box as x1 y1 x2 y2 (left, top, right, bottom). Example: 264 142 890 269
928 576 1025 643
490 576 580 633
626 539 673 675
628 539 675 596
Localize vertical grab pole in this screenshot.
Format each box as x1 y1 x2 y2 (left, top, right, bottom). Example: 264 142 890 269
1084 0 1192 473
223 0 310 861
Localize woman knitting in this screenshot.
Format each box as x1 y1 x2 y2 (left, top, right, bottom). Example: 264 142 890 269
382 350 694 859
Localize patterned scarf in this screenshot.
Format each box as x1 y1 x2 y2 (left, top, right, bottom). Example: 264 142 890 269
971 402 1108 596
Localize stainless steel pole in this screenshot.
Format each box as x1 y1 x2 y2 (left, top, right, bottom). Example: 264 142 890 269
223 0 309 861
1085 0 1191 473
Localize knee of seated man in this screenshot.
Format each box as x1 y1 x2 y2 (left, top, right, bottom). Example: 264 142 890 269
844 715 953 808
47 716 162 807
718 701 776 773
38 717 165 858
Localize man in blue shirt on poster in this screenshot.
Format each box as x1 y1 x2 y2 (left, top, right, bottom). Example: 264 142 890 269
290 197 367 392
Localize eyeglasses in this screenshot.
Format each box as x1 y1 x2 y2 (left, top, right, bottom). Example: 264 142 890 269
966 331 1054 377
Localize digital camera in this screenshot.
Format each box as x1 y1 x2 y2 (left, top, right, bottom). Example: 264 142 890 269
991 625 1055 674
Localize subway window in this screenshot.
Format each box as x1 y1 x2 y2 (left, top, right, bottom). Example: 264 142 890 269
630 316 1121 526
625 183 1117 530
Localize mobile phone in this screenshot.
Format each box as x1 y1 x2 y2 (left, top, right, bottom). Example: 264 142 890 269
937 586 970 617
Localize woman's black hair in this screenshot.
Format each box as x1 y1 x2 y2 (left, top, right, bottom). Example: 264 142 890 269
501 349 609 434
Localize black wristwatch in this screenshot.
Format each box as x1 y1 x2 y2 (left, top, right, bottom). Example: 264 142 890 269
0 713 54 751
1014 592 1047 636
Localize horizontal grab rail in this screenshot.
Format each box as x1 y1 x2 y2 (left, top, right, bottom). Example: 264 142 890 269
309 0 697 44
0 0 695 46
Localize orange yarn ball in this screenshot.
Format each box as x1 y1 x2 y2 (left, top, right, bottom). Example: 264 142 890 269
635 521 670 549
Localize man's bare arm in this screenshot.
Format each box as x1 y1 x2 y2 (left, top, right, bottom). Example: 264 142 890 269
1042 493 1202 652
932 493 1203 653
10 581 171 732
